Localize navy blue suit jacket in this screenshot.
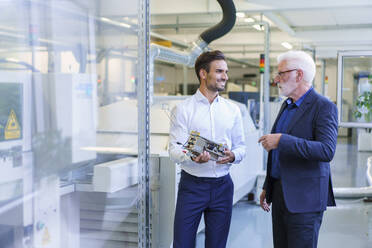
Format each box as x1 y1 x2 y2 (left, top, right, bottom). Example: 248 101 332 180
263 89 338 213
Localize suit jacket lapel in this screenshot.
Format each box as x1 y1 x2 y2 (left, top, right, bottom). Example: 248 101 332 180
286 89 317 133
271 100 288 133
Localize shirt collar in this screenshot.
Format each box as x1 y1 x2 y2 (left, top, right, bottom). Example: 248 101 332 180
287 87 313 107
195 89 220 103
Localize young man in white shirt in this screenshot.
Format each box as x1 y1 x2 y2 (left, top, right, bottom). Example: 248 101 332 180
169 50 246 248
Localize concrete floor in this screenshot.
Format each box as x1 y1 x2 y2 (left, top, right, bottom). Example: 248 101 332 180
196 137 372 248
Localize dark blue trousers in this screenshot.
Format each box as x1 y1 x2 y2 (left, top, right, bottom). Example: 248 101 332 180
272 180 324 248
173 170 234 248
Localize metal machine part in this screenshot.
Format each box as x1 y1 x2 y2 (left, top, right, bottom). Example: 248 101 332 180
333 156 372 198
183 131 227 161
199 0 236 44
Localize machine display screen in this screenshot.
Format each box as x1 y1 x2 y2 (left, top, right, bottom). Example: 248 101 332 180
0 83 23 142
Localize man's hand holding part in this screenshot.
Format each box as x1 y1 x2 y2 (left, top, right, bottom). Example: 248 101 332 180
191 151 211 163
217 148 235 164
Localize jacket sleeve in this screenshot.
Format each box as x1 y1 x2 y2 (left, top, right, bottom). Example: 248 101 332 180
278 101 338 162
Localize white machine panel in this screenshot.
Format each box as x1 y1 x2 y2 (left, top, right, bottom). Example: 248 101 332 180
93 157 138 193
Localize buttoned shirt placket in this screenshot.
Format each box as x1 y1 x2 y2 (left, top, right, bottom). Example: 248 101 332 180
210 97 218 177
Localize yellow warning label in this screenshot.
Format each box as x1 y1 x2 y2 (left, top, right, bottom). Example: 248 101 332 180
5 109 21 140
42 227 51 245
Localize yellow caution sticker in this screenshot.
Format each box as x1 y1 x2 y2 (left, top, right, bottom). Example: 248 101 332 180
4 109 21 140
42 227 51 245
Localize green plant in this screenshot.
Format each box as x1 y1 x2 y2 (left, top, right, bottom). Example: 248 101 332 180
354 91 372 132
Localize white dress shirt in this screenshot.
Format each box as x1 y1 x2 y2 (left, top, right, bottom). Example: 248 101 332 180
169 89 246 178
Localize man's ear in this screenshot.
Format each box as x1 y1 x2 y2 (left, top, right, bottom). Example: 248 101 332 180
296 69 304 82
199 69 207 80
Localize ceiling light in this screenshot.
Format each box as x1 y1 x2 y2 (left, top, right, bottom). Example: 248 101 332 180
119 23 131 28
6 58 19 63
244 18 255 23
281 42 293 49
100 17 110 22
252 24 263 31
236 12 245 18
100 17 131 29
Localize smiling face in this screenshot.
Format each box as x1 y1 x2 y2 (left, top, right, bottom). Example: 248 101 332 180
200 59 228 93
275 60 299 98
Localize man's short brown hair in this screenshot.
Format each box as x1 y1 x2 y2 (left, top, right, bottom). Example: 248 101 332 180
194 50 226 83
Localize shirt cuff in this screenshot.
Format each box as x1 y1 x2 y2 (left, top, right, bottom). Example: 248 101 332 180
231 150 241 164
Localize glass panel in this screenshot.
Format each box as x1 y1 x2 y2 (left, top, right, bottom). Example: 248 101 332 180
339 53 372 127
0 1 144 247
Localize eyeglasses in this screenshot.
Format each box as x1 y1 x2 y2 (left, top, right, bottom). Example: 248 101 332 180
275 69 298 78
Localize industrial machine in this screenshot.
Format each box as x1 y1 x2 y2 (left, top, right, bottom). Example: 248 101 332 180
0 72 97 248
0 73 33 248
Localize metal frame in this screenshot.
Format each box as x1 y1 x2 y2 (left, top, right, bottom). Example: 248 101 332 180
138 0 151 246
321 59 326 96
337 50 372 128
263 22 271 136
258 22 271 170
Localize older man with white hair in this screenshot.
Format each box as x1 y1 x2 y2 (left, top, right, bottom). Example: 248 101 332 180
258 50 338 248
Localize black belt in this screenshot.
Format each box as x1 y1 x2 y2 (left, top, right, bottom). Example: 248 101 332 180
181 170 229 182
